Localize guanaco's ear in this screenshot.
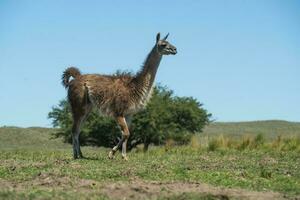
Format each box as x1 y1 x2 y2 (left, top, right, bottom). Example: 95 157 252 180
163 33 169 40
156 32 160 43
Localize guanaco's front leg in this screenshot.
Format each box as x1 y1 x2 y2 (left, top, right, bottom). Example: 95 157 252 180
108 116 130 160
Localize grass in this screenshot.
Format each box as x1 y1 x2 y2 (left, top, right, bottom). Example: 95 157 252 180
202 120 300 139
0 126 68 150
0 121 300 199
202 134 300 152
1 147 299 198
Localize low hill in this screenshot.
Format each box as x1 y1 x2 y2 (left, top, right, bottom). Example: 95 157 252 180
1 120 300 149
202 120 300 139
0 126 69 149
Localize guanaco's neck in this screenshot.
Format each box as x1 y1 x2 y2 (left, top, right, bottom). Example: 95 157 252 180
133 45 162 90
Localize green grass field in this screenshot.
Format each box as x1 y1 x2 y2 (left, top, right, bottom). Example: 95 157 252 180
0 121 300 200
202 120 300 139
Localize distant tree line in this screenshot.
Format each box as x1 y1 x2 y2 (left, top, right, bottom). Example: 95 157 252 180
48 86 211 151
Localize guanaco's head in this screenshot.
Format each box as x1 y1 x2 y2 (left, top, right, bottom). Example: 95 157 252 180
156 33 177 55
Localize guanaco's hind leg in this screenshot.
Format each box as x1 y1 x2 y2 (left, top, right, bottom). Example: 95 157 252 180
71 104 92 159
69 81 93 159
72 117 82 159
108 116 130 160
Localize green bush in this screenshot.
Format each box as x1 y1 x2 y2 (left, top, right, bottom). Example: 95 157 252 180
208 139 219 151
253 133 265 148
48 86 211 151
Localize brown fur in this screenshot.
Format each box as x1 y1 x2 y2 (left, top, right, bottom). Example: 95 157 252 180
63 33 177 159
62 67 81 88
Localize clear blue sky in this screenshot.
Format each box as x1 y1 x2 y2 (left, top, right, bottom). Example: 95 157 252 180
0 0 299 127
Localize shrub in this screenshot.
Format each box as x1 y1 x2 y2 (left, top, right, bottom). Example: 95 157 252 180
253 133 265 148
208 138 219 151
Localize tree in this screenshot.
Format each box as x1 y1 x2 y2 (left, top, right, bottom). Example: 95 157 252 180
130 86 211 150
48 86 211 151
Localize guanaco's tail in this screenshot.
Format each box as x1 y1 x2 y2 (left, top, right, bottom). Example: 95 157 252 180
62 67 81 88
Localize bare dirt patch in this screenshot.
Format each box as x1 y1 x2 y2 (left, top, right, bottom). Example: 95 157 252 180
101 180 290 200
0 176 296 200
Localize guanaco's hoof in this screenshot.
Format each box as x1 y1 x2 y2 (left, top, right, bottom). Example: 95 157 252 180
108 151 115 159
122 155 129 161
